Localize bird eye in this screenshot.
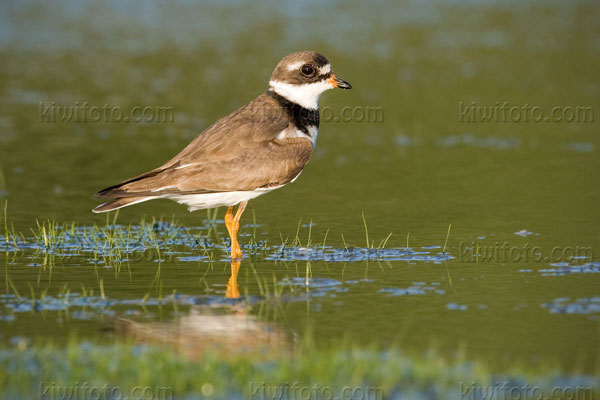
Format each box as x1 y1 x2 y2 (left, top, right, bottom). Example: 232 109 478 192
300 64 315 76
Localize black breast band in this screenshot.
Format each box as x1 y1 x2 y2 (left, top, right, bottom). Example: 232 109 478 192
268 90 319 134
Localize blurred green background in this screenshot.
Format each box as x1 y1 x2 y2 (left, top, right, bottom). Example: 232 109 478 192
0 0 599 381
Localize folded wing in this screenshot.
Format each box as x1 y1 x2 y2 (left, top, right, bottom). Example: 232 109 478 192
95 138 313 198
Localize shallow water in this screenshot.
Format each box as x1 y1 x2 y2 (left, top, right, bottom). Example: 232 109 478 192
0 0 599 376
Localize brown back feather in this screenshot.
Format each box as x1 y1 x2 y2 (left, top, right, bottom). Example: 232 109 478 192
95 93 313 198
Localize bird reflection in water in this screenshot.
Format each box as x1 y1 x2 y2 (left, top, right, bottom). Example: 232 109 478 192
114 259 288 358
225 258 241 299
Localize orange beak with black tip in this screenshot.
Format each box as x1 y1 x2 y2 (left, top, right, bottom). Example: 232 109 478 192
328 74 352 89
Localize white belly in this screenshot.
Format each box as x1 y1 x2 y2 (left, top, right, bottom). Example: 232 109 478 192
169 187 279 211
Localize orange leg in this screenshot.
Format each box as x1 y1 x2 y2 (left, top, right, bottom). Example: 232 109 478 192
224 202 248 260
224 206 237 260
232 201 247 259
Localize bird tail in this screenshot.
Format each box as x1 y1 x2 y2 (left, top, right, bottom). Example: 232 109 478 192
92 197 154 213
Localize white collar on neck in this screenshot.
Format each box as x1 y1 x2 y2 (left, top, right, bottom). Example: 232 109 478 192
268 79 333 110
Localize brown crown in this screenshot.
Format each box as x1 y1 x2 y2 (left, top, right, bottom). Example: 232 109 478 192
270 51 331 85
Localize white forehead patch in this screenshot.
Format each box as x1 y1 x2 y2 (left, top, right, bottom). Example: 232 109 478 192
319 64 331 75
286 61 305 71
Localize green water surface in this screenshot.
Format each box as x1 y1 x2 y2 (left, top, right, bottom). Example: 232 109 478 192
0 0 598 378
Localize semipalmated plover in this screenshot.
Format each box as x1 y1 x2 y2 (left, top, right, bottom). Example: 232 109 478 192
93 51 351 260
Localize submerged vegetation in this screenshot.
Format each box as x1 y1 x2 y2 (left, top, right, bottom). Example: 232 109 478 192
1 200 453 269
1 202 456 333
